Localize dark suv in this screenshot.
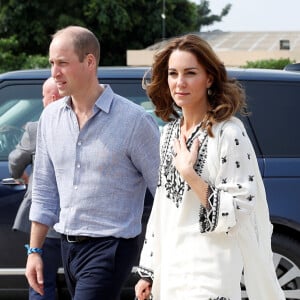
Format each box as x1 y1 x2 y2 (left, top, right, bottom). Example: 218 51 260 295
0 66 299 300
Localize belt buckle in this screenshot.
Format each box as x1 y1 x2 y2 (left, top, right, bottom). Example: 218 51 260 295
66 235 78 243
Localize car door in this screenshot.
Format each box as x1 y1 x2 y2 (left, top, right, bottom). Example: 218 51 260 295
0 80 44 295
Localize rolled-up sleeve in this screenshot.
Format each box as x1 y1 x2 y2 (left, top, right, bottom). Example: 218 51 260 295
30 114 60 228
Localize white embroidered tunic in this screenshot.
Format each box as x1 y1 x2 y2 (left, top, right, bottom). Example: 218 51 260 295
138 117 285 300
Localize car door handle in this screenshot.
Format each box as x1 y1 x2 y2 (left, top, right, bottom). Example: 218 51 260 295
1 178 27 191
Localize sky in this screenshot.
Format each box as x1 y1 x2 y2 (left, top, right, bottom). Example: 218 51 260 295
192 0 300 32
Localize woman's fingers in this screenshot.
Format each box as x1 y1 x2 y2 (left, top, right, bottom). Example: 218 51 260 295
135 279 152 300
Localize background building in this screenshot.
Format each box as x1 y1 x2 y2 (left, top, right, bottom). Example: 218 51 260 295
127 31 300 67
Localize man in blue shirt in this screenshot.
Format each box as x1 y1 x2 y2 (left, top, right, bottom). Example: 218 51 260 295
25 26 160 300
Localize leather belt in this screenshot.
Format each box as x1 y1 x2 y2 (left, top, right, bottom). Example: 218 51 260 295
62 234 92 243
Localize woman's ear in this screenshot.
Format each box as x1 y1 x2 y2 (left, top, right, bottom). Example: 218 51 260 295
207 74 213 88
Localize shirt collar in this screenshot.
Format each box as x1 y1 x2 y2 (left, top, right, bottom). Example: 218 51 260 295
62 84 114 114
94 84 113 113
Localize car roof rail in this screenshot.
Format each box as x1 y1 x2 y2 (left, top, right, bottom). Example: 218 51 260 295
284 63 300 72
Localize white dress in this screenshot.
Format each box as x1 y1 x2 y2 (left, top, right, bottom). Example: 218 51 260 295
138 117 285 300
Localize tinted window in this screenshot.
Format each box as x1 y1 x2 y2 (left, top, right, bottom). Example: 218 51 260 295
0 80 163 162
0 84 44 160
103 80 164 129
241 80 300 157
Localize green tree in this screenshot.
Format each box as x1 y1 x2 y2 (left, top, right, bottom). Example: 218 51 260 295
0 36 24 72
0 0 87 55
197 0 231 31
0 0 231 69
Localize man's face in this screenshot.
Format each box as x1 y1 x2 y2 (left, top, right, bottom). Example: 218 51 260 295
49 35 88 98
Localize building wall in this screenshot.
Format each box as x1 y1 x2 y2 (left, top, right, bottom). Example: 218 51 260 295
127 31 300 67
127 49 300 67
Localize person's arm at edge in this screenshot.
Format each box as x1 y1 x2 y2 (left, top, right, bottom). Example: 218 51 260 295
25 221 49 296
8 124 33 179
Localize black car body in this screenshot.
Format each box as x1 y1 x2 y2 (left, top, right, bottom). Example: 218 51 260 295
0 67 299 299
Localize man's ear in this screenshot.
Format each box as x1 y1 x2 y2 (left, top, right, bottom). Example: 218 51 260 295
86 53 96 68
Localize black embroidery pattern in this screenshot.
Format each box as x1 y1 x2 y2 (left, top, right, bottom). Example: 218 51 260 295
200 123 257 232
158 119 208 208
221 125 257 201
199 186 220 233
136 265 154 281
194 133 208 181
158 122 184 207
159 120 256 232
209 297 230 300
157 121 176 188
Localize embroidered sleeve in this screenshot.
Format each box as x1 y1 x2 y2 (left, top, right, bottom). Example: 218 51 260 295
137 231 155 283
137 190 160 283
137 224 155 281
136 265 154 283
202 120 259 233
199 185 219 232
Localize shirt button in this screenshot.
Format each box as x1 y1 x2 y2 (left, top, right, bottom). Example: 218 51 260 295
74 185 78 190
77 141 82 146
77 164 80 168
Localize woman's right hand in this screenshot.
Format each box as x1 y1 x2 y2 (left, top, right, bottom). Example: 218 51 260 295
135 278 152 300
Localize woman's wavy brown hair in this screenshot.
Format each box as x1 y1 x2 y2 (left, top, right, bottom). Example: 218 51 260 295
144 34 247 137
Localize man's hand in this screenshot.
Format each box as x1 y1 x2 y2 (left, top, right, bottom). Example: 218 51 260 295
25 253 44 296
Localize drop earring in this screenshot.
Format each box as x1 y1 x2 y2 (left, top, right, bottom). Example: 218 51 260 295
207 88 212 96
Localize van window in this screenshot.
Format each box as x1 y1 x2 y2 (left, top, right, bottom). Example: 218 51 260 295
0 80 163 161
241 81 300 157
106 80 165 129
0 84 43 160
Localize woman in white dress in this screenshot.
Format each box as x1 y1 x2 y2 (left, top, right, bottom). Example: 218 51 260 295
135 34 285 300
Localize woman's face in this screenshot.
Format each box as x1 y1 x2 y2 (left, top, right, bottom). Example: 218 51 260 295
167 49 212 110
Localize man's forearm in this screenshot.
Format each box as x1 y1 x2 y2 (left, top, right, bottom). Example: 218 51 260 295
29 221 49 248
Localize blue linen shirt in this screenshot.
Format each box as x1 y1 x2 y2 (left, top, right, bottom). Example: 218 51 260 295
30 84 160 239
